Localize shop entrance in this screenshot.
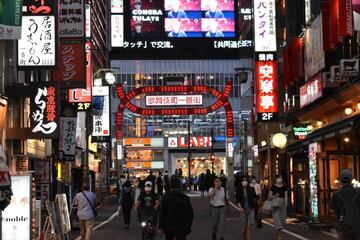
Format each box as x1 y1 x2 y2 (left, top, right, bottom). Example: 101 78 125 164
318 151 360 220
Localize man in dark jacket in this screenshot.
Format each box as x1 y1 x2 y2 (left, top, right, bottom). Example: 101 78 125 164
159 176 194 240
205 169 215 192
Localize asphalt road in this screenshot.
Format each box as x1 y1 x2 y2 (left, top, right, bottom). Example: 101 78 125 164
71 193 337 240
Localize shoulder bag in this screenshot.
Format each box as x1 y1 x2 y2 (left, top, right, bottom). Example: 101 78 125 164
82 191 98 218
262 200 272 212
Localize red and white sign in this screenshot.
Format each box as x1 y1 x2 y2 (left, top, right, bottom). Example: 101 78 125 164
300 73 323 108
68 41 92 103
168 137 212 148
52 39 86 88
111 0 123 13
338 0 353 37
256 60 278 113
146 95 203 107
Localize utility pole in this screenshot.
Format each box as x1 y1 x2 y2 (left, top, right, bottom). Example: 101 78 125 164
210 129 214 173
187 120 191 191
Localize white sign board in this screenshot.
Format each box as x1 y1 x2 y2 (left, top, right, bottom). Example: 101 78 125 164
59 117 77 156
85 4 91 38
111 0 123 13
2 175 31 240
59 0 85 37
146 95 203 106
92 86 110 137
254 0 277 52
18 16 56 67
117 144 123 160
111 15 124 47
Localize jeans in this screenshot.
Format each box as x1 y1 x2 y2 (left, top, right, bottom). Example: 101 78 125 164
165 231 188 240
211 206 226 238
272 206 287 230
80 219 94 240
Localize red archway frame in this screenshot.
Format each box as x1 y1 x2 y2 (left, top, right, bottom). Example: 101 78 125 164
116 82 234 139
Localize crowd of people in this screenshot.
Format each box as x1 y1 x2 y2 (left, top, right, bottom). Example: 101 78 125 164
74 168 360 240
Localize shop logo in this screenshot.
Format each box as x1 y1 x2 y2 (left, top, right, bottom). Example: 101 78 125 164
168 137 178 148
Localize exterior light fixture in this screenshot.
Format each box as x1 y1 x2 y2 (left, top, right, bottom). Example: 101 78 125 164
105 72 116 84
272 133 287 148
357 102 360 110
261 140 267 147
344 107 353 115
344 137 350 143
316 120 324 127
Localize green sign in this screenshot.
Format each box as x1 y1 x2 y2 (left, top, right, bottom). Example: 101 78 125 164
293 125 312 137
0 0 23 39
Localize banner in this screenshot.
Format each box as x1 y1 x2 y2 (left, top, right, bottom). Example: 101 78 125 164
254 0 277 52
30 82 60 139
52 39 86 88
354 0 360 30
59 0 85 37
338 0 353 37
59 117 77 160
0 0 23 39
92 86 110 138
304 14 325 80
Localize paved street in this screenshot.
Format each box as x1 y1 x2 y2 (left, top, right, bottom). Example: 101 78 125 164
72 193 337 240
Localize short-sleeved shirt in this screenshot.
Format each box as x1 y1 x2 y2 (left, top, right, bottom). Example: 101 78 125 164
209 187 229 207
137 191 159 214
270 185 288 198
74 191 96 220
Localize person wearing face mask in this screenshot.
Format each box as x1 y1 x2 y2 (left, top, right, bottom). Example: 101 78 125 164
236 177 258 240
250 176 262 228
268 174 288 240
208 177 230 240
135 181 160 238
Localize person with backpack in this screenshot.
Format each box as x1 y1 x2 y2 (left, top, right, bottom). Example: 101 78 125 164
208 177 230 240
119 180 134 229
330 169 360 240
159 176 194 240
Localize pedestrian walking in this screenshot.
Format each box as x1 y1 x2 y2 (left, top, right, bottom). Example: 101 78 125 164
146 170 156 186
205 169 215 193
330 169 360 240
119 180 134 229
193 175 199 191
219 169 228 188
199 173 206 196
208 177 230 240
74 183 96 240
268 174 288 240
164 170 171 193
159 176 194 240
236 177 258 240
156 171 165 197
250 176 262 228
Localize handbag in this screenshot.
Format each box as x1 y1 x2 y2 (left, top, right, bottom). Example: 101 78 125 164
271 197 285 208
262 200 272 212
82 191 98 218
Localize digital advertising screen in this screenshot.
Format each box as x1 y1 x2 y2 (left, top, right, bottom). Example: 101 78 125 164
111 0 253 59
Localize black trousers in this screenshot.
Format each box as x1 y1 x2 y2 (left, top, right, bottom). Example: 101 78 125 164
122 204 132 225
157 186 164 197
165 231 188 240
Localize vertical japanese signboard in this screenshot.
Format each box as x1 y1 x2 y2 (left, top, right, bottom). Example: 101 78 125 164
92 86 110 140
18 0 57 67
309 143 319 222
68 41 92 110
254 0 277 52
111 15 124 47
59 0 85 37
111 0 123 13
0 0 23 39
354 0 360 31
59 117 77 161
255 53 278 121
30 82 60 139
52 39 86 88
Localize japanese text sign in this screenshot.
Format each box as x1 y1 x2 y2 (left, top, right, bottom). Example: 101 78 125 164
18 15 56 67
59 117 77 159
59 0 85 37
30 82 59 139
145 95 203 107
256 55 278 120
254 0 277 52
0 0 23 39
92 87 110 137
300 73 323 108
111 0 123 13
52 39 86 88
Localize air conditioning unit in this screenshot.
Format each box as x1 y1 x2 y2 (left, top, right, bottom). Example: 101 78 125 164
339 59 359 77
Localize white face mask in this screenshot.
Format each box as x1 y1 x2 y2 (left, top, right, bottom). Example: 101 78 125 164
242 181 248 187
252 180 256 184
145 186 152 192
276 178 283 184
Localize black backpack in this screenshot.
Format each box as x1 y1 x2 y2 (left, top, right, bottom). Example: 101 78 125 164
338 191 360 232
121 188 133 205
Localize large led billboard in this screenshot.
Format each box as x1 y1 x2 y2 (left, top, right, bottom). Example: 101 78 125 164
111 0 253 58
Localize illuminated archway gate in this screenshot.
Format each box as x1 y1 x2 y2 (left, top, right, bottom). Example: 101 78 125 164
115 82 234 139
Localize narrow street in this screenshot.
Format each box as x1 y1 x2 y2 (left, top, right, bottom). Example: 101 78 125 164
72 193 337 240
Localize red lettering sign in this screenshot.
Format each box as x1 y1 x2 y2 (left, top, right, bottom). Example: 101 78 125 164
256 60 278 113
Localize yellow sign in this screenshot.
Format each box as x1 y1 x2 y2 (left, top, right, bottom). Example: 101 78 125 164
88 136 97 152
126 161 151 169
124 138 151 147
